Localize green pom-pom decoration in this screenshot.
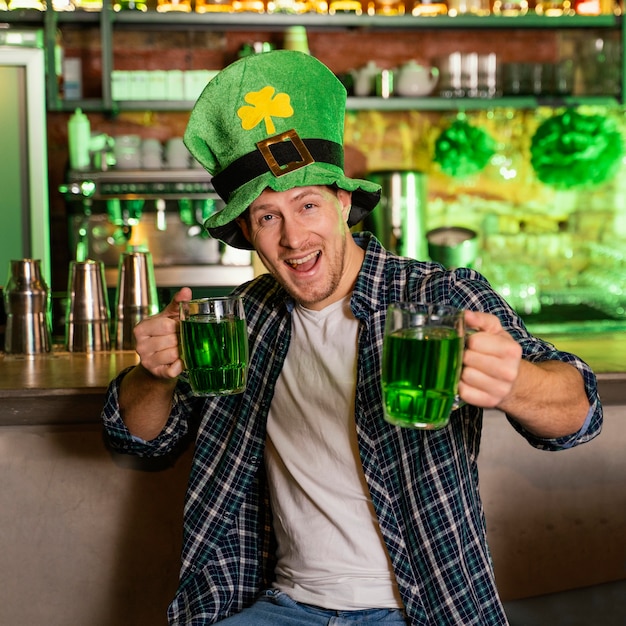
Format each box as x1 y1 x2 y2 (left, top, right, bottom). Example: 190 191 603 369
434 119 497 178
530 110 623 189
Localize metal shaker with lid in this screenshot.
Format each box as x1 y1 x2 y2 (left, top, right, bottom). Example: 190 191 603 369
3 258 52 354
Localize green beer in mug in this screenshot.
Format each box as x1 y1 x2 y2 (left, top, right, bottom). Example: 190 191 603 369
382 303 464 429
180 297 249 396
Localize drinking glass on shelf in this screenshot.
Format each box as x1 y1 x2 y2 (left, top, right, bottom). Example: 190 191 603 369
461 52 479 98
552 59 575 95
477 53 499 98
436 52 464 98
576 36 622 96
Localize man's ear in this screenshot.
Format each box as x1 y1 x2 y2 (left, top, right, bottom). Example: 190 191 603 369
337 189 353 221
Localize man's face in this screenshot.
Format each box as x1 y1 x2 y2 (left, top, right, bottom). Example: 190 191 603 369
238 186 363 310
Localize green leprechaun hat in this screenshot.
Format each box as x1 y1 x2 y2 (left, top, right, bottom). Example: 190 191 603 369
184 49 381 250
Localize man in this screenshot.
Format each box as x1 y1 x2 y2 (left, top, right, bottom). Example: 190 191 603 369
102 51 602 625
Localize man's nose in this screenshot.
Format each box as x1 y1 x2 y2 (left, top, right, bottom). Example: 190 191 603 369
279 215 307 249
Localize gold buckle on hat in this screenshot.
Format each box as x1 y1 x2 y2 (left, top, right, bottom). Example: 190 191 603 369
256 129 314 177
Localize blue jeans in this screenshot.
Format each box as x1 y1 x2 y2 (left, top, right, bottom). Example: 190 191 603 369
218 589 408 625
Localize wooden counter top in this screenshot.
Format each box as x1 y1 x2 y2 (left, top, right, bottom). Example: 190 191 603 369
0 350 138 427
1 350 139 393
0 331 624 426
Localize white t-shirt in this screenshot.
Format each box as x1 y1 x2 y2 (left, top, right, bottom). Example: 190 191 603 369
265 296 403 610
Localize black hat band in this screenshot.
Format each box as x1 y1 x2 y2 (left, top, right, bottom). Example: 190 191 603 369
211 134 344 202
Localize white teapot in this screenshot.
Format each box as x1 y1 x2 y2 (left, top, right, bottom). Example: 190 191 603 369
396 60 439 97
350 61 381 97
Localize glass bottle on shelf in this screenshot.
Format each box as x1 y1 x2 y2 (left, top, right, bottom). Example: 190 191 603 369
231 0 266 11
267 0 307 11
159 0 193 11
492 0 528 15
73 0 103 10
193 0 233 13
535 0 572 15
52 0 76 9
302 0 328 10
270 0 329 9
328 0 364 13
572 0 615 12
411 0 448 16
366 0 405 14
447 0 489 14
114 0 148 9
8 0 46 8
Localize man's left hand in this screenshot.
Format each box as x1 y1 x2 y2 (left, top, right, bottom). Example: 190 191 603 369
458 310 522 409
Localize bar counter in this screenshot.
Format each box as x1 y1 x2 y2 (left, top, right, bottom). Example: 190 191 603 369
1 334 625 626
1 331 624 426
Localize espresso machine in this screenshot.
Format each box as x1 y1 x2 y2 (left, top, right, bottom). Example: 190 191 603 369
62 168 254 302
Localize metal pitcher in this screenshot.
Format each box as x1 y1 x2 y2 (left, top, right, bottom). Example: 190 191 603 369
364 170 429 261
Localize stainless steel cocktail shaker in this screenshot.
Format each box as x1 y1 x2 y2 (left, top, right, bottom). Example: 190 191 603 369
3 258 52 354
65 259 111 352
113 250 159 350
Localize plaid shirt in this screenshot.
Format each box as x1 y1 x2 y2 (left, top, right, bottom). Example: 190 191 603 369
102 233 602 626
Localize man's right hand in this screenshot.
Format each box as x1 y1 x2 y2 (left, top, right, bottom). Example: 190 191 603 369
133 287 193 380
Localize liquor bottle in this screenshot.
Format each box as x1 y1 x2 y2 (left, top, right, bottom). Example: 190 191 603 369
411 0 448 16
492 0 528 15
73 0 103 10
159 0 193 11
267 0 307 11
367 0 405 15
113 0 148 8
447 0 489 14
328 0 364 13
535 0 572 15
114 0 148 9
572 0 612 13
8 0 45 8
231 0 265 11
194 0 230 11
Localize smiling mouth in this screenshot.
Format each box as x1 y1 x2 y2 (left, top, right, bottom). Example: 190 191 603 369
285 251 320 270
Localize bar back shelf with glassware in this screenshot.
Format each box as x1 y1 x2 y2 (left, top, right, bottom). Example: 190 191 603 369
2 9 623 112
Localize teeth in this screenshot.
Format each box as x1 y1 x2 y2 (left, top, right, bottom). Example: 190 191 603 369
286 251 319 268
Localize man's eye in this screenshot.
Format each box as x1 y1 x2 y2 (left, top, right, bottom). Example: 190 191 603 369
260 214 274 223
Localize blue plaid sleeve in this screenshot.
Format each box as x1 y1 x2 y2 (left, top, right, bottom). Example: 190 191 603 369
444 268 603 451
101 365 202 457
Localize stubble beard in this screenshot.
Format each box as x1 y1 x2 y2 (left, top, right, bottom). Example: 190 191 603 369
271 232 347 308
